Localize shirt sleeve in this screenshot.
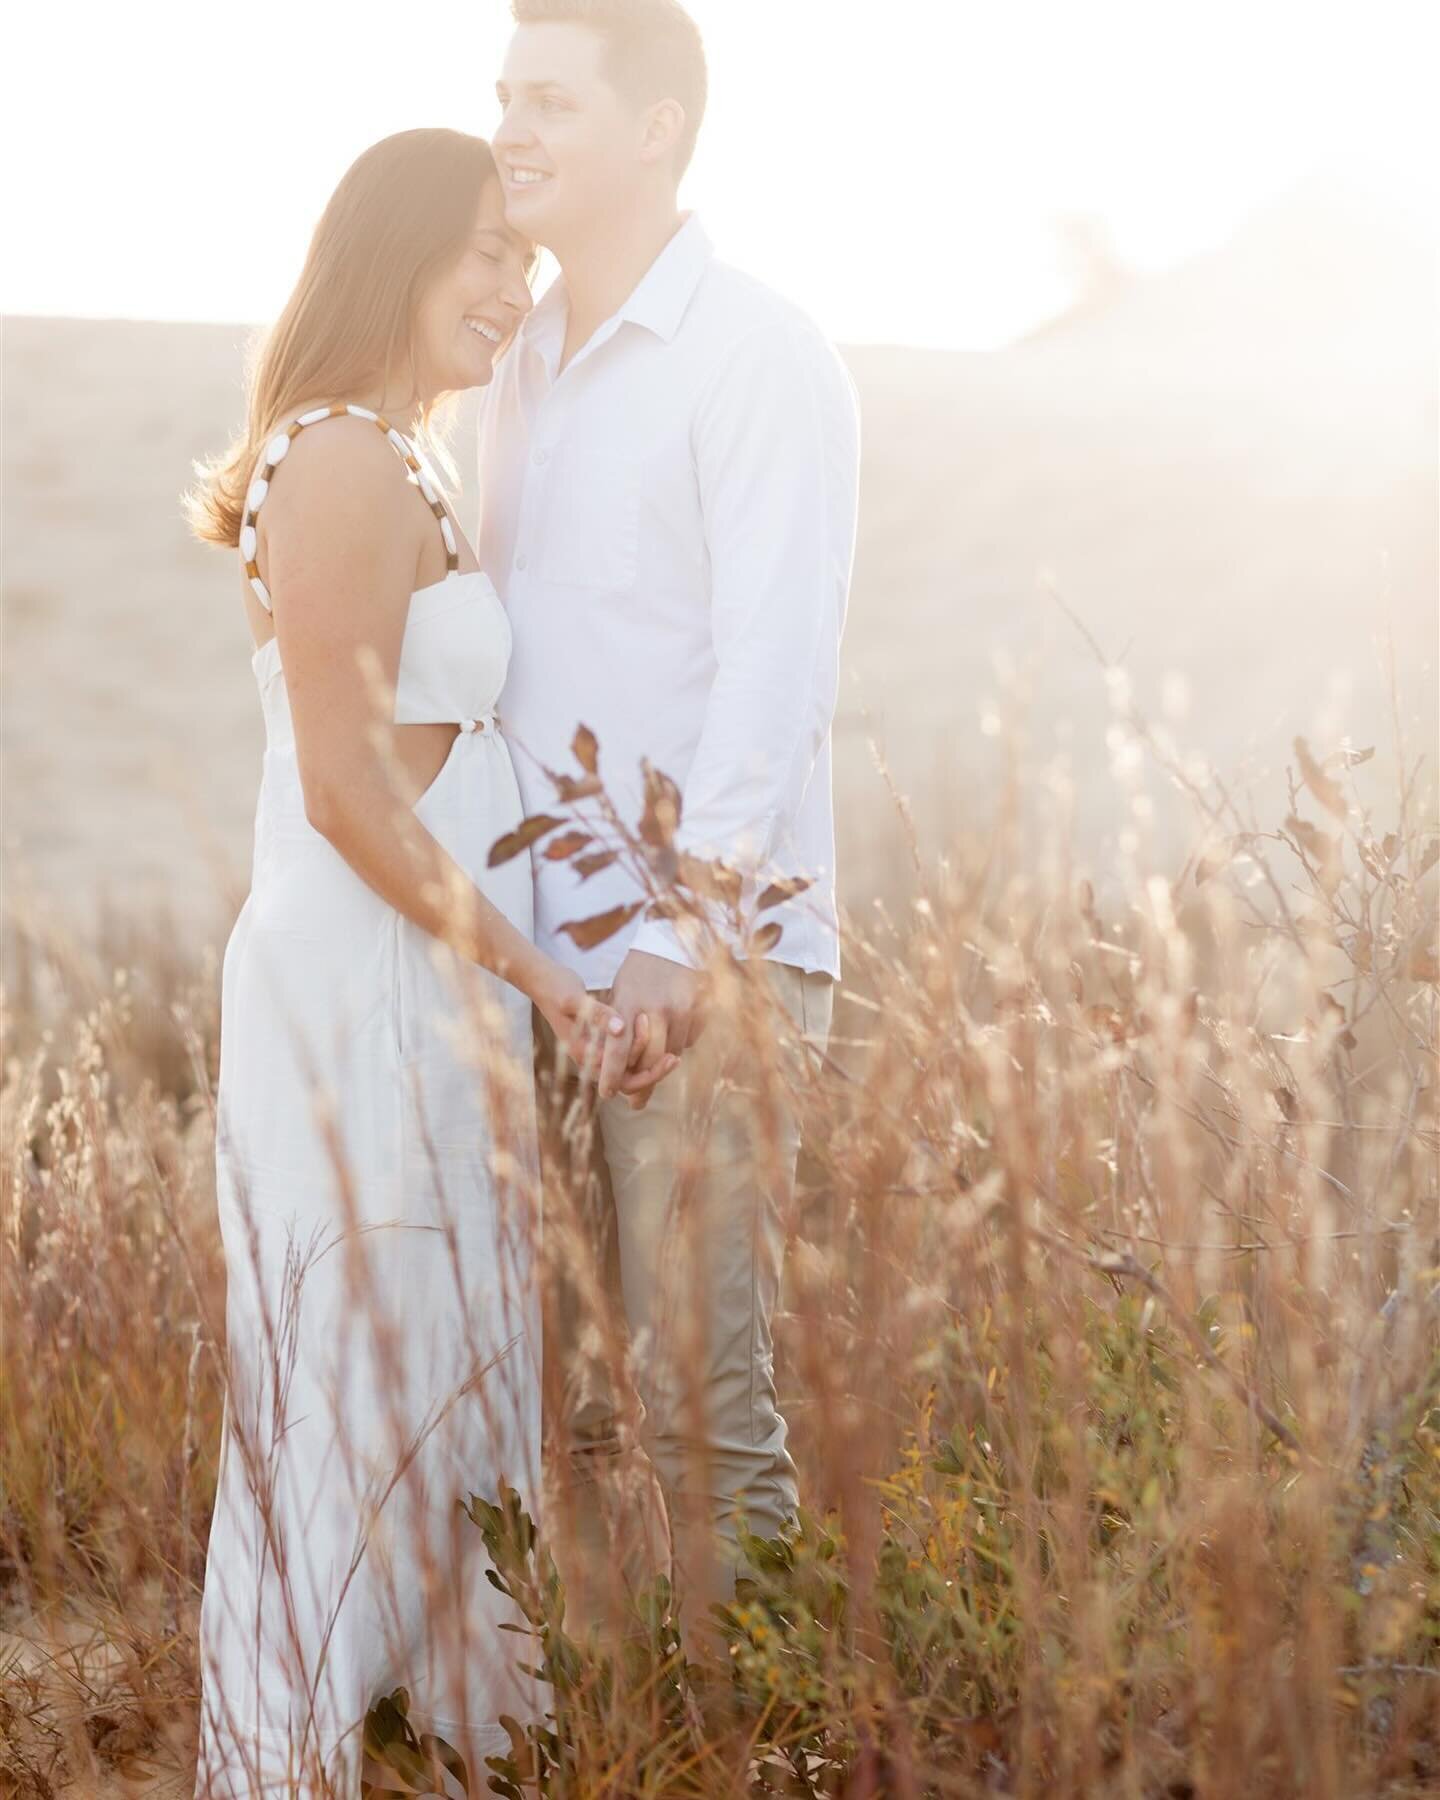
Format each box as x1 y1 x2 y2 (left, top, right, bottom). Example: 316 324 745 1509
627 314 861 968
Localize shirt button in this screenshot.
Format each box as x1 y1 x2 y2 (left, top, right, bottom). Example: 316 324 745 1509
515 553 528 571
533 448 549 466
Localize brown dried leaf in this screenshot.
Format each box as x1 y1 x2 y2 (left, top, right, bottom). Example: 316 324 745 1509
488 813 566 868
1358 839 1387 880
1316 994 1358 1053
749 920 784 956
1419 838 1440 878
1285 814 1343 893
757 876 814 911
1407 945 1440 984
571 724 599 775
1272 1085 1300 1122
638 760 683 849
573 849 619 881
677 852 744 910
543 830 594 862
1286 814 1327 860
551 772 603 804
1294 736 1347 818
557 900 644 951
1317 1000 1360 1051
644 843 679 886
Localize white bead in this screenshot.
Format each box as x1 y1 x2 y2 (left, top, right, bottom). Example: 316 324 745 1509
439 516 457 554
297 407 332 426
246 477 269 513
387 428 411 456
346 405 378 421
239 525 257 561
249 575 272 609
265 432 291 465
417 473 438 505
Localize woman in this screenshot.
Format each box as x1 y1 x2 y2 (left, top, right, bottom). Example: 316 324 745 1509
187 130 675 1796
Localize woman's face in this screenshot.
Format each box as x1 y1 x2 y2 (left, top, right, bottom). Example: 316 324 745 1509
413 178 534 397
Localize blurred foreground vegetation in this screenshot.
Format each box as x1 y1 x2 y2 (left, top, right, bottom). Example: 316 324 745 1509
3 688 1437 1798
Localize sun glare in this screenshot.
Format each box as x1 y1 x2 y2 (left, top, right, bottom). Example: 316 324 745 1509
1 0 1433 347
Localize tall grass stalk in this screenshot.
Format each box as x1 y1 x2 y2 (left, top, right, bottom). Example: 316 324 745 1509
3 677 1436 1798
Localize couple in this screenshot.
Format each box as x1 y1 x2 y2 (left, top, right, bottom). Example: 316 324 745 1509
190 0 860 1791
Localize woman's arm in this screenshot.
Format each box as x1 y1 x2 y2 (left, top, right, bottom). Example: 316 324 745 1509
257 420 635 1073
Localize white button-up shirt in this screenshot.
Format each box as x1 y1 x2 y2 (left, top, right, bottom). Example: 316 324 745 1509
475 213 861 990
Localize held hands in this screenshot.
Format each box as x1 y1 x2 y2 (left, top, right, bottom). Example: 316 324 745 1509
530 961 681 1102
602 950 707 1110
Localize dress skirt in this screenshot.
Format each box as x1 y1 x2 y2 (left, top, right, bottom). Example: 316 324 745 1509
195 727 543 1797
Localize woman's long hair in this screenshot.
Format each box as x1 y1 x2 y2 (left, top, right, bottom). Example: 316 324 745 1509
187 128 499 548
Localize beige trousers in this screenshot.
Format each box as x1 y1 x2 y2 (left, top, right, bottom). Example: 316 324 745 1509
534 961 833 1650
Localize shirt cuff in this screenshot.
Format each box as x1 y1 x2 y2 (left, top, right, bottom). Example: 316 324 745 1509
627 914 704 970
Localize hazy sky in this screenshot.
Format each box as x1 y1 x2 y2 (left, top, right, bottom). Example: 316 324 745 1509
3 0 1432 348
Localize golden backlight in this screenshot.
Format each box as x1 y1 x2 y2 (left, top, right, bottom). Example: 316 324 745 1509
1 0 1432 347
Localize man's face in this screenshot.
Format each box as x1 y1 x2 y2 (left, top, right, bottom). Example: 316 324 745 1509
493 23 646 251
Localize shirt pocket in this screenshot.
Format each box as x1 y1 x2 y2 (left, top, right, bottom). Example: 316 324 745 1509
537 443 639 592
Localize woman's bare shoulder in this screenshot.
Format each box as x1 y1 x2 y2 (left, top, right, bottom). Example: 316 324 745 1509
262 413 410 509
255 412 414 567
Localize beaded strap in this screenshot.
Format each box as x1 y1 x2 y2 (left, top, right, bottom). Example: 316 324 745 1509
240 402 459 609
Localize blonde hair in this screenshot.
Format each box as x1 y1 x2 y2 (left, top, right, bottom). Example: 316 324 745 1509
187 129 500 547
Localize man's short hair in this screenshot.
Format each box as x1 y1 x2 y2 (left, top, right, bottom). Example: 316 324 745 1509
511 0 708 175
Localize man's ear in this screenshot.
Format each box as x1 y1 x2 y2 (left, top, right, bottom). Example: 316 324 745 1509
639 97 686 166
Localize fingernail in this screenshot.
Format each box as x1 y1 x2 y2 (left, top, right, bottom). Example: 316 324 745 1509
608 1016 625 1035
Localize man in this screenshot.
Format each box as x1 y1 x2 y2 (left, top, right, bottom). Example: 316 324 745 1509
477 0 860 1661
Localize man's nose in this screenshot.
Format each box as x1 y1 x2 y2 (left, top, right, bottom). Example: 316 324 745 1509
492 106 529 153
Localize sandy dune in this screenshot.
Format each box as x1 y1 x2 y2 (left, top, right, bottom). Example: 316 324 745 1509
3 176 1434 949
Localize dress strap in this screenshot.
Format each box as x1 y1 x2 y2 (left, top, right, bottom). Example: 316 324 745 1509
240 402 459 612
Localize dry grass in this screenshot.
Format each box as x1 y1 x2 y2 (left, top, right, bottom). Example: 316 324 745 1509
3 664 1437 1799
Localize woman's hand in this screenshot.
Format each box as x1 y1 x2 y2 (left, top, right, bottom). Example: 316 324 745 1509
529 962 679 1097
618 1010 683 1111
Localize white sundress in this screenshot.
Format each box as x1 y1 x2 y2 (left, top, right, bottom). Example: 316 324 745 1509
195 407 544 1796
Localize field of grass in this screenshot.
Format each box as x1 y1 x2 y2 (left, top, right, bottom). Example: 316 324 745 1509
3 683 1437 1799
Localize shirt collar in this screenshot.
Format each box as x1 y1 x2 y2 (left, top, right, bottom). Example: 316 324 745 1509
615 211 713 341
520 212 713 368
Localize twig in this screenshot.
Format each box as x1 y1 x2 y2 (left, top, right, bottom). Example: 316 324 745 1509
1031 1223 1305 1456
1097 1223 1412 1254
1337 1662 1440 1682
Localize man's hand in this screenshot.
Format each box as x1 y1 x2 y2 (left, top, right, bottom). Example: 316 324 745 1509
600 950 706 1102
530 961 680 1100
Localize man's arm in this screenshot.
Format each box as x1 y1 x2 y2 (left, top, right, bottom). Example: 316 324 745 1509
602 312 861 1093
